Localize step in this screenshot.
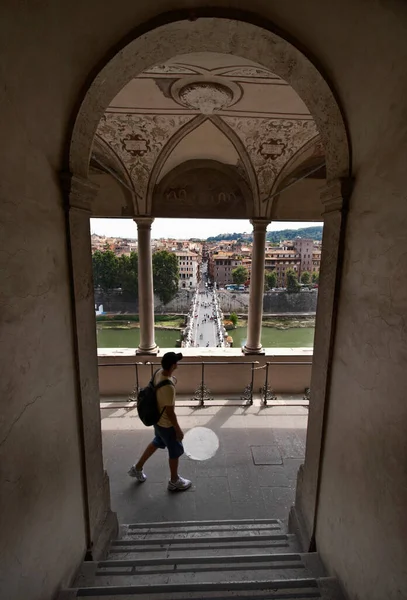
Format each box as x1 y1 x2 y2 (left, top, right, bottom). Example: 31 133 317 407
74 552 324 588
109 534 299 559
120 518 284 540
62 576 323 599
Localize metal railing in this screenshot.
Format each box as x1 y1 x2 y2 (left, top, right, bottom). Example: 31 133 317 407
145 361 259 406
98 360 311 407
261 361 312 405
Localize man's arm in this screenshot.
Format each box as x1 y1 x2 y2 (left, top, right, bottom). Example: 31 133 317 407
165 405 184 441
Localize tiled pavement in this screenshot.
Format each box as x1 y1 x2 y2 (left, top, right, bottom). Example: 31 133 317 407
101 402 307 526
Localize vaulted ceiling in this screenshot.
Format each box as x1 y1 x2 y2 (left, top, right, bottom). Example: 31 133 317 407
91 52 325 218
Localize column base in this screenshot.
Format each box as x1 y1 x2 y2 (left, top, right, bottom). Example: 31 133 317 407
242 345 265 355
136 345 159 355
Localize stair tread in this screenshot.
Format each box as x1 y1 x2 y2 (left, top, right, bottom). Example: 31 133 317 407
124 518 282 528
61 520 343 600
75 576 320 595
75 552 322 589
98 552 304 567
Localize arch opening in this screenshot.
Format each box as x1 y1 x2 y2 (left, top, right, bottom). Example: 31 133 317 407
70 16 350 215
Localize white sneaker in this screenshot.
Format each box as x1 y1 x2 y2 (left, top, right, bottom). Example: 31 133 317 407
168 476 192 491
128 465 147 482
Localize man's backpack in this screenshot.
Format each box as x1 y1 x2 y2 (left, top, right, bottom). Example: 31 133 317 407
137 370 173 426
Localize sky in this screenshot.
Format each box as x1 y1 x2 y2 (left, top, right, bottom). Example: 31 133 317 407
90 218 323 239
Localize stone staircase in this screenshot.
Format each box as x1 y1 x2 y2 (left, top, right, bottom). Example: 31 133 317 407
60 519 343 599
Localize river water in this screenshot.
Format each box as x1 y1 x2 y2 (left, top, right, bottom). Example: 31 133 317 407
97 326 314 348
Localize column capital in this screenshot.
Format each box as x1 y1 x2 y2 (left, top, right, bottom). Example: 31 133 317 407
61 172 99 213
250 218 271 232
134 216 155 230
320 177 353 214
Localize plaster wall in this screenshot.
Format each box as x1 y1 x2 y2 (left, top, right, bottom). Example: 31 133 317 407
91 173 135 217
288 3 407 600
271 178 324 221
0 86 86 600
1 2 407 599
315 73 407 600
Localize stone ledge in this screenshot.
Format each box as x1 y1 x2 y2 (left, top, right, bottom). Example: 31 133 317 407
97 346 313 358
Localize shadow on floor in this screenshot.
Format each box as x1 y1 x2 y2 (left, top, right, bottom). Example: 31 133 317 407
101 404 307 526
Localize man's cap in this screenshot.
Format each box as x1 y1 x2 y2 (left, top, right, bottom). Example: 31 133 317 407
161 352 183 370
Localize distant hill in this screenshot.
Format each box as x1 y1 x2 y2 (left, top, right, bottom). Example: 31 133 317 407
207 226 323 242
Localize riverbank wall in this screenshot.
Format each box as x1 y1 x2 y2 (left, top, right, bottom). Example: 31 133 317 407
94 289 318 315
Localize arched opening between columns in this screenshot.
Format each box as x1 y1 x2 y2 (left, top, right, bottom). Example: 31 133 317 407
69 15 350 184
65 12 352 553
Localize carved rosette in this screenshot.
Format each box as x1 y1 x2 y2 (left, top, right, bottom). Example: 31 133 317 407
178 82 234 114
171 77 241 114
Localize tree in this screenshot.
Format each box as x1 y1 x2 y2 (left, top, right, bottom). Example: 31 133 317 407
230 312 238 328
118 252 138 297
92 249 119 292
152 250 179 305
232 265 248 285
265 270 277 290
286 268 300 293
312 272 319 284
300 271 311 285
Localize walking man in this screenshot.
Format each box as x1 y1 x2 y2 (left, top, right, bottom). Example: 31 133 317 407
128 352 192 491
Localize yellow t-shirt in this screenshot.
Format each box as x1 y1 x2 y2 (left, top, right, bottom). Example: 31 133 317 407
154 369 176 428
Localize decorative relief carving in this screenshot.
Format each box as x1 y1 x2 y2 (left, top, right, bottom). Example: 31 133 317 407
223 117 318 201
97 114 194 199
122 134 151 156
220 66 277 78
146 64 198 75
259 139 286 159
178 82 234 113
171 77 241 114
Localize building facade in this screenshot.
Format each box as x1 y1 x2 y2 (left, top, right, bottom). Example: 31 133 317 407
175 250 200 289
210 253 244 287
293 237 314 275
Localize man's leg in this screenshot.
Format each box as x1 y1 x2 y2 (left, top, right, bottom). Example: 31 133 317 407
167 441 192 491
128 442 158 481
136 442 157 469
169 457 179 483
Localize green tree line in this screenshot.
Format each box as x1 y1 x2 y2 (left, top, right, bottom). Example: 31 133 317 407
92 247 179 304
207 226 323 242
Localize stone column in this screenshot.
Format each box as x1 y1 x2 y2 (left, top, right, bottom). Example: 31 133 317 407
289 178 352 550
63 174 117 558
244 218 270 354
134 217 158 354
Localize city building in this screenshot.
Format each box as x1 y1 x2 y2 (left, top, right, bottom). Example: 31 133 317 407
264 247 301 286
293 237 314 275
209 252 244 287
175 250 200 289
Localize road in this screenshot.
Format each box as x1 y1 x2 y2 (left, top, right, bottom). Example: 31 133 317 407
191 287 219 348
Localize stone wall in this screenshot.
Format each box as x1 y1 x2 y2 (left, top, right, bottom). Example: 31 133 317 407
95 289 318 315
263 291 318 314
94 289 194 313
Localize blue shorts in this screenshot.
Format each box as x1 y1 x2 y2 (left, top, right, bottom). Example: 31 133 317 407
152 424 184 459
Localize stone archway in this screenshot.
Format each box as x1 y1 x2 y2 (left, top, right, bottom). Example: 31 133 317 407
65 12 352 556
